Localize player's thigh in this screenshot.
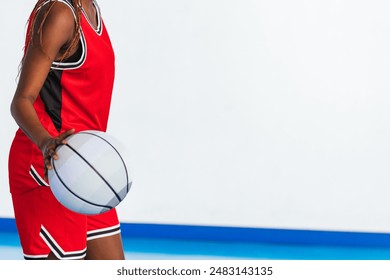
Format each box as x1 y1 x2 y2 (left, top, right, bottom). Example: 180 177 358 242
85 208 124 260
86 233 124 260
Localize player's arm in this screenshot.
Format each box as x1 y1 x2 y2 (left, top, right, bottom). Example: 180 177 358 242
10 3 75 171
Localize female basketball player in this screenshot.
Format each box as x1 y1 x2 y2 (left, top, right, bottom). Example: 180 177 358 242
9 0 125 259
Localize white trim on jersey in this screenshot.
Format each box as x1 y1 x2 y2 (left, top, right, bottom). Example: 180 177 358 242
81 0 103 36
51 31 87 70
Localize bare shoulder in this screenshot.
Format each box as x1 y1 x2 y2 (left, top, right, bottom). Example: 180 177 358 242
33 1 76 40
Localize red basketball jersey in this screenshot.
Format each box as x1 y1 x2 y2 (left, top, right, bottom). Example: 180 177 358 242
34 0 115 135
10 0 115 194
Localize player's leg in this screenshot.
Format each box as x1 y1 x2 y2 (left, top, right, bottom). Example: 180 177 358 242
85 208 125 260
85 233 125 260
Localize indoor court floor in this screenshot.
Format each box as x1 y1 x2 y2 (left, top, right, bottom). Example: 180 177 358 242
2 231 390 260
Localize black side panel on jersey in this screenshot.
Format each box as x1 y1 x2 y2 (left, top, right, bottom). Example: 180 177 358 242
40 70 63 132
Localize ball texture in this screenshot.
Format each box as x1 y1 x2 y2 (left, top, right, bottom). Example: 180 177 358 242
48 130 132 215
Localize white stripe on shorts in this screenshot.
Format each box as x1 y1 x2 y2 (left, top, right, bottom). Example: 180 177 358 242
87 224 121 241
40 225 87 260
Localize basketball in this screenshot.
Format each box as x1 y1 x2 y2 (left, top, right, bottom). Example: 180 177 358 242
48 130 132 215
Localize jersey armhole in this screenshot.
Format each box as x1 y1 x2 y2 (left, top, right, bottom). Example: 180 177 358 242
42 0 86 70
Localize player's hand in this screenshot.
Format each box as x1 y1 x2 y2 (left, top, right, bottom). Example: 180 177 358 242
41 128 75 180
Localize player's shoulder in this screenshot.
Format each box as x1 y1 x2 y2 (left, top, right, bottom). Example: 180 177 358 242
35 0 76 31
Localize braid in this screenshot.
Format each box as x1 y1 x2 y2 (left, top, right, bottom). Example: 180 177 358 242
28 0 82 61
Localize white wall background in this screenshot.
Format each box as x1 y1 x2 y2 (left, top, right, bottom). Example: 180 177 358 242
2 0 390 233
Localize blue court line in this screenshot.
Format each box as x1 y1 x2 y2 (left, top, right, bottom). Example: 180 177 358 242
120 237 390 260
2 217 390 248
120 223 390 248
3 218 390 259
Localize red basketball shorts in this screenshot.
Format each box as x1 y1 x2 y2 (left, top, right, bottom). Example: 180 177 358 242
9 132 121 260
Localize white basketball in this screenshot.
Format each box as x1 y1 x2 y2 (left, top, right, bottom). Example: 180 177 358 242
48 130 132 215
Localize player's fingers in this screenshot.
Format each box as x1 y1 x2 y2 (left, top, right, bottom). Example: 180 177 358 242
43 130 75 167
44 156 52 170
59 128 75 144
44 167 48 181
43 139 57 160
43 157 51 181
49 146 59 160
